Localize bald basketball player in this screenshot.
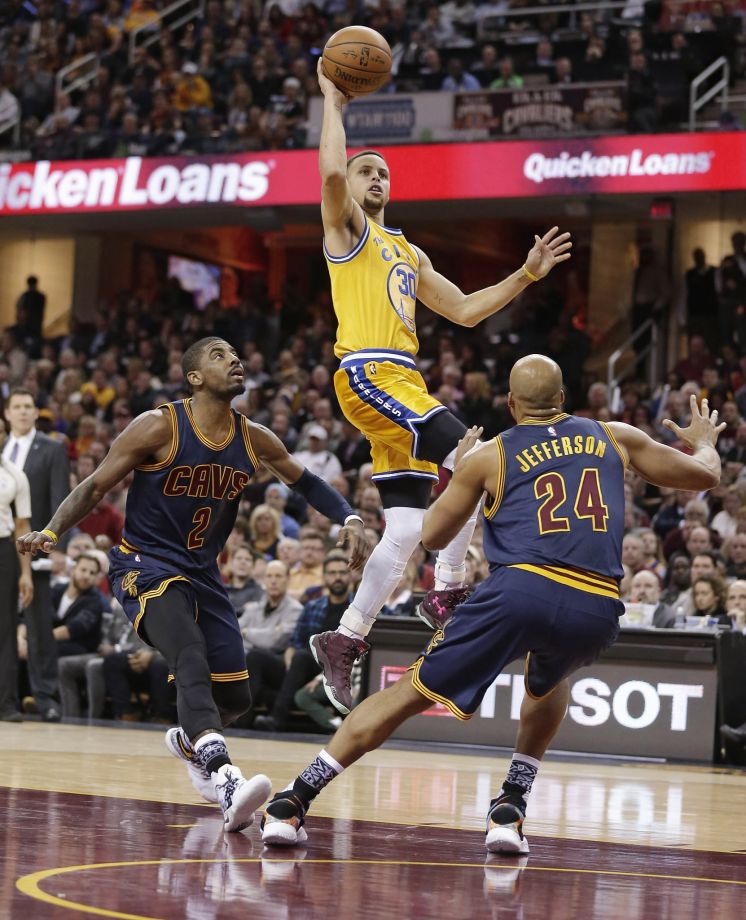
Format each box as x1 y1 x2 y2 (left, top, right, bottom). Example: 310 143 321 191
261 354 724 855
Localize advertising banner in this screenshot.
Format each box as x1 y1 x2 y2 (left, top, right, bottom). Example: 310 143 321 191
453 83 627 137
0 132 744 216
369 647 717 760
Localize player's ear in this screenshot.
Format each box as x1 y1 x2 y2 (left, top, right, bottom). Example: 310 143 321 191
559 386 566 407
187 369 203 389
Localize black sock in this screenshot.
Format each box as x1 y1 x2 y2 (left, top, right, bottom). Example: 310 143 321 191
194 734 231 774
292 751 343 807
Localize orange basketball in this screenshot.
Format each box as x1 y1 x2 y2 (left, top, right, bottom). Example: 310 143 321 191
321 26 392 97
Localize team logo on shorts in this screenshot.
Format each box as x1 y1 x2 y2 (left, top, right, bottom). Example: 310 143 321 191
425 628 445 655
121 571 140 598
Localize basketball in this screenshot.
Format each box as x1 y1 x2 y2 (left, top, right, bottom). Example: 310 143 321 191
321 26 392 97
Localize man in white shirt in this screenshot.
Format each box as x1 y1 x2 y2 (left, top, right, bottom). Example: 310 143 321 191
0 421 33 721
292 424 343 484
3 388 70 721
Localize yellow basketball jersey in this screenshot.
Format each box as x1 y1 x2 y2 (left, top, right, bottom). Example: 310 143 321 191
325 217 420 359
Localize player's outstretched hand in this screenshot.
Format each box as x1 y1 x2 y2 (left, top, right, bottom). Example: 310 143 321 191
662 394 726 448
524 227 572 280
317 58 351 106
454 426 484 469
17 530 56 556
336 518 370 571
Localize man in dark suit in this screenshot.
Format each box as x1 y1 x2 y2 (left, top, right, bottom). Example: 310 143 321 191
3 388 70 721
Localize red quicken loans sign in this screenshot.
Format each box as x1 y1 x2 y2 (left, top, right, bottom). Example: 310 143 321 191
0 132 742 215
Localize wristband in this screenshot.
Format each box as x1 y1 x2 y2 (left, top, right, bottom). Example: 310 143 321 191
344 514 365 527
522 264 540 283
41 528 58 544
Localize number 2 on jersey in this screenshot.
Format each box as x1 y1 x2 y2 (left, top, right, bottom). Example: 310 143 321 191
187 507 212 549
535 468 608 534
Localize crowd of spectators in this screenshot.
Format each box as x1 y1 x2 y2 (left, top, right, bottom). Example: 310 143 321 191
1 1 745 159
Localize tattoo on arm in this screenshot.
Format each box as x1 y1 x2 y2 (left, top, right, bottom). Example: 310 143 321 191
47 478 102 538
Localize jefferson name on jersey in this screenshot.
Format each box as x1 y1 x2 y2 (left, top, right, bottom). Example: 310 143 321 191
514 431 609 473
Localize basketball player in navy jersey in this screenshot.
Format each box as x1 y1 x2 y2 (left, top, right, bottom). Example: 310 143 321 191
261 354 724 852
18 336 368 833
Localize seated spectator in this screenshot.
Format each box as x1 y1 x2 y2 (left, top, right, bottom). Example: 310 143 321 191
490 56 524 90
622 532 646 575
292 424 343 483
628 569 676 628
691 574 730 626
662 499 712 559
336 419 372 478
248 502 282 560
725 532 746 580
254 550 353 732
627 52 658 132
173 61 213 112
287 527 326 602
50 553 106 657
712 485 744 540
239 560 302 715
277 536 301 572
77 489 124 546
58 599 131 720
638 527 667 581
224 543 264 611
726 579 746 632
265 481 301 538
473 43 499 85
102 643 174 723
294 675 344 732
552 58 573 85
442 58 481 92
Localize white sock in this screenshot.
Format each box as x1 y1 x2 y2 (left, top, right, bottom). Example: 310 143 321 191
339 505 425 638
434 498 482 589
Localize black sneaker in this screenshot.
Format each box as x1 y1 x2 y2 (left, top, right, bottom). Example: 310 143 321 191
261 791 309 847
485 795 529 854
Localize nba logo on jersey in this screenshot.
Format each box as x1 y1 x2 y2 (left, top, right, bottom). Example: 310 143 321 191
548 426 557 436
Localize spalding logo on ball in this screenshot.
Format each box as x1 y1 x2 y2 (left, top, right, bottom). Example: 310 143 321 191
321 26 392 96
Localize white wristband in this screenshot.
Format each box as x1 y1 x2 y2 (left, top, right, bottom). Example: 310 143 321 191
344 514 364 527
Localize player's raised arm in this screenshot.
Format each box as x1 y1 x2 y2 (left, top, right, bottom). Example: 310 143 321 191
608 394 724 491
249 422 369 570
317 59 358 234
17 409 173 556
415 227 573 328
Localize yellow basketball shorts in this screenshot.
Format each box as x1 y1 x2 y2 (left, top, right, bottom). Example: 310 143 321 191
334 348 446 482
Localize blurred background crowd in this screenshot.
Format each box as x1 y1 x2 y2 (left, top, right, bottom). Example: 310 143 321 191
0 0 745 158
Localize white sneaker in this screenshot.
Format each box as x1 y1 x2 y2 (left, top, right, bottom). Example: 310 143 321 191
485 801 530 855
261 793 309 846
213 764 272 833
164 727 219 804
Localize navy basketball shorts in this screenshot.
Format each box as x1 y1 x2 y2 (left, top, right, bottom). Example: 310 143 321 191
109 545 247 682
411 565 622 719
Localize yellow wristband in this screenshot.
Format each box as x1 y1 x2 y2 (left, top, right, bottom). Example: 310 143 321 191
522 264 540 283
41 528 58 544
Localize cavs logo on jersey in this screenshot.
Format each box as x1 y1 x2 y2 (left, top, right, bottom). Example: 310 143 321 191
121 571 140 598
386 262 417 332
425 628 446 655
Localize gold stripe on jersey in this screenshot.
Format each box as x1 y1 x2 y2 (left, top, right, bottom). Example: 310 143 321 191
184 398 235 450
409 658 472 720
484 436 507 520
240 415 260 470
599 421 628 468
133 575 190 635
137 403 179 472
326 216 421 359
508 563 620 598
518 413 569 426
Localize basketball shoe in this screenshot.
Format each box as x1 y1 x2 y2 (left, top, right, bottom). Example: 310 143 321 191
164 727 219 804
485 794 529 854
212 764 272 833
261 792 309 846
309 631 369 715
416 585 471 631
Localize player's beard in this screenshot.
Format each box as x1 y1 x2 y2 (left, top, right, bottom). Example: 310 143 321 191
363 193 385 213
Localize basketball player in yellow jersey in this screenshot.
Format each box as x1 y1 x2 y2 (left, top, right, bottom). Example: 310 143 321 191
310 60 573 714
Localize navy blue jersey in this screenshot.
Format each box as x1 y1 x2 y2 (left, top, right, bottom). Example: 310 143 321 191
482 414 625 583
121 400 258 570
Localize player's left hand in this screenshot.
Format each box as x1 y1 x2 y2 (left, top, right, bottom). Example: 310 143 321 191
454 425 483 469
524 226 572 280
18 573 33 608
336 518 370 571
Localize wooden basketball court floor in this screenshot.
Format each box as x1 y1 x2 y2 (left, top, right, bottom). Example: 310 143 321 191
1 722 745 919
